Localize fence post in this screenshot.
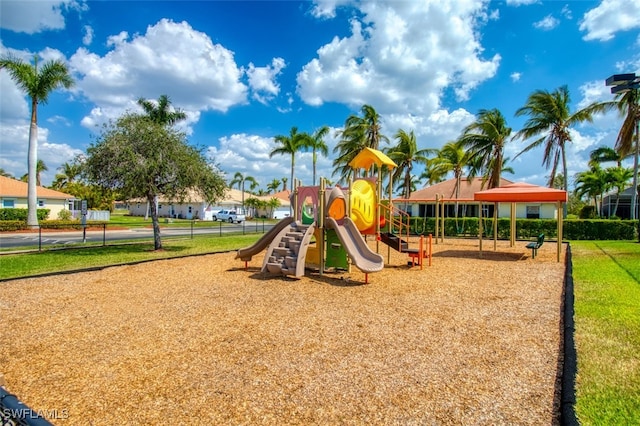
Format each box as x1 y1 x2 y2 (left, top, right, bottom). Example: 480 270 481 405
38 226 42 251
103 223 106 246
191 221 194 239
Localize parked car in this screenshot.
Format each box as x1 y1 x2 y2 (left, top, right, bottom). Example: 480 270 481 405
212 210 246 223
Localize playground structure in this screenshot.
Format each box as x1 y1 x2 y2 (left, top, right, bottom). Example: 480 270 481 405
236 148 432 282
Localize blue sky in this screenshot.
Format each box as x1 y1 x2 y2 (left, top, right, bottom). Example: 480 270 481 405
1 0 639 191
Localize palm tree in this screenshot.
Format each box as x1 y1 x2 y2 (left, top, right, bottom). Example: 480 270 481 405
137 94 187 126
0 54 74 226
589 146 624 168
0 168 13 178
612 86 639 222
385 129 430 199
281 177 288 192
514 85 609 191
270 126 310 189
306 126 329 186
52 160 83 190
20 159 48 186
333 104 389 183
605 166 633 217
229 172 258 214
426 140 474 215
266 178 281 194
575 166 609 217
460 108 512 189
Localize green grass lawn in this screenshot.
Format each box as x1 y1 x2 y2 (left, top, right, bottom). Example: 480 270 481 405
571 241 640 425
0 234 261 280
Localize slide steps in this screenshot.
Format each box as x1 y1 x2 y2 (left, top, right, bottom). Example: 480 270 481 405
262 222 315 277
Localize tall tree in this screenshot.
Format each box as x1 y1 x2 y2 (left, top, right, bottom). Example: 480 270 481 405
460 108 512 189
84 113 227 250
612 85 639 223
306 125 329 186
137 94 187 219
281 177 288 192
385 129 430 199
333 104 388 183
514 85 609 191
270 126 310 190
230 172 258 213
0 54 74 226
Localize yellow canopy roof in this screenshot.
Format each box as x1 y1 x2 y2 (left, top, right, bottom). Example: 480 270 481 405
348 147 397 170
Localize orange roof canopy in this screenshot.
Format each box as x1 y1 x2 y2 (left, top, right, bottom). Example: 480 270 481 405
474 182 567 203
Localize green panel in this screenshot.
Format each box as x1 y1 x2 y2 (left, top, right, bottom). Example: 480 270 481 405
325 229 348 269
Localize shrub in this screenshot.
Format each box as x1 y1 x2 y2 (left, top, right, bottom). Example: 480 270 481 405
0 208 50 221
406 217 637 240
57 209 74 221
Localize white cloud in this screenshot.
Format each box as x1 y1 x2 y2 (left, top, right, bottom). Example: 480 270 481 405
70 19 250 129
533 15 559 31
0 0 87 34
510 72 522 82
0 121 82 184
310 0 352 19
506 0 539 6
82 25 94 45
580 0 640 41
246 57 286 105
297 0 500 122
210 129 342 187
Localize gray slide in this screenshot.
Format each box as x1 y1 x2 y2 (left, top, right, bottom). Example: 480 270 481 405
236 216 295 261
325 216 384 273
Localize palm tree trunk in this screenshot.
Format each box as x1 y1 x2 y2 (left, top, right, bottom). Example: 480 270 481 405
561 145 569 218
27 101 39 228
312 150 317 186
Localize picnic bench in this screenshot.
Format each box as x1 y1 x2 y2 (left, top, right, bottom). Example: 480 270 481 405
526 234 544 259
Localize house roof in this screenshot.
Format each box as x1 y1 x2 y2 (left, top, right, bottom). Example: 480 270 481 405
474 182 568 203
403 177 515 201
152 188 291 206
0 176 74 199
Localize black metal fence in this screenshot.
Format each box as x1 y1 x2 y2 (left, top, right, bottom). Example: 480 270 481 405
0 220 274 253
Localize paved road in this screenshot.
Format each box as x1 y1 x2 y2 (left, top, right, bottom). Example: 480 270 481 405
0 221 274 251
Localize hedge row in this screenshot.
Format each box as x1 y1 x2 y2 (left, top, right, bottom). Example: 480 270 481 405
0 208 50 221
399 217 638 240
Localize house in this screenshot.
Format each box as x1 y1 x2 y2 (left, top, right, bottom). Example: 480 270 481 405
126 188 291 220
0 175 74 219
601 186 638 219
395 177 560 219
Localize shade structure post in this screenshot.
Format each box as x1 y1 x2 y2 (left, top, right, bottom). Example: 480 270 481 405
557 201 563 262
434 194 440 245
510 202 516 247
478 201 483 258
493 201 498 251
